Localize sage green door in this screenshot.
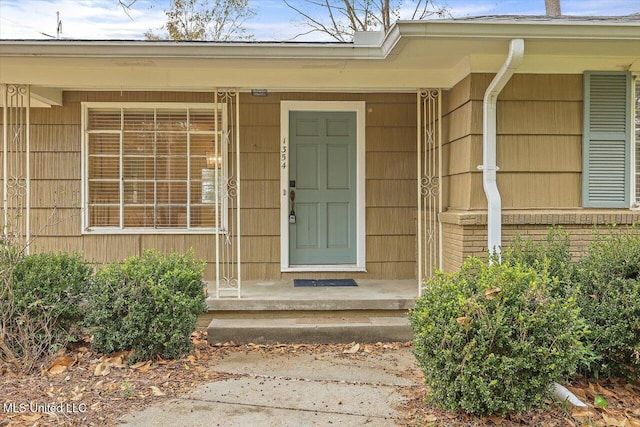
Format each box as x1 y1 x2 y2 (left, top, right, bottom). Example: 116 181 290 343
289 111 357 265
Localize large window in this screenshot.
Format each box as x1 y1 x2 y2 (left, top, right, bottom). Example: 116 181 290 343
83 103 225 232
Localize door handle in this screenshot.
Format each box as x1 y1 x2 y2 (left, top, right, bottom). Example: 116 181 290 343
289 190 296 224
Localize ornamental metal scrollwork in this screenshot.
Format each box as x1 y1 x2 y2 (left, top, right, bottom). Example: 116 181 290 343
6 177 27 197
420 176 440 198
2 83 31 247
11 127 23 145
6 84 28 97
424 129 435 145
213 88 241 299
227 178 238 198
216 89 237 103
417 88 442 294
420 89 439 101
219 277 239 289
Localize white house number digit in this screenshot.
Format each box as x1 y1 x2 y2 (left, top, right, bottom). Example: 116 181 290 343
281 142 287 169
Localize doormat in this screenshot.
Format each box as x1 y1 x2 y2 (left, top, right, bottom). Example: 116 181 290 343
294 279 358 287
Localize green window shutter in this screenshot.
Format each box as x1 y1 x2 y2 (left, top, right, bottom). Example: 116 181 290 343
583 71 632 208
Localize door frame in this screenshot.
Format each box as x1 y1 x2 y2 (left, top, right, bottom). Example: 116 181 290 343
280 101 366 272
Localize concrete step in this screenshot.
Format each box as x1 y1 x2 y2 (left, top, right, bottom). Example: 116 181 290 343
207 315 413 344
206 297 415 311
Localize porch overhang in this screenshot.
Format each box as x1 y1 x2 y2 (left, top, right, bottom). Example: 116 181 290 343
1 18 638 105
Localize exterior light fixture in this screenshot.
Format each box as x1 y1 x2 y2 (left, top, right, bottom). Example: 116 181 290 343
206 152 222 168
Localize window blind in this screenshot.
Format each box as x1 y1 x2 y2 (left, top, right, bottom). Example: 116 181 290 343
85 105 224 231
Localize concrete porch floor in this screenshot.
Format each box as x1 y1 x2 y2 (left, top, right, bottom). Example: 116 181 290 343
204 279 418 343
205 279 418 311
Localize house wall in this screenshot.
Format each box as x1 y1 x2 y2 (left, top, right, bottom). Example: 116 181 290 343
4 91 417 281
442 73 583 211
440 73 639 272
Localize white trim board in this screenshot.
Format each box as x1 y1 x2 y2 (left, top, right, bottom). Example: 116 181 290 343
280 101 366 273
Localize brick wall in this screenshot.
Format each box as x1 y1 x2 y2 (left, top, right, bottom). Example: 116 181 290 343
440 210 640 272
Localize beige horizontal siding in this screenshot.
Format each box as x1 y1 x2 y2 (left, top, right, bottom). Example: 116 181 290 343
30 125 81 152
7 90 418 281
445 73 584 211
31 180 80 208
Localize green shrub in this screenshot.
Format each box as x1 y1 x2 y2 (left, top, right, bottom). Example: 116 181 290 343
85 249 206 362
573 227 640 379
501 227 574 294
12 252 91 337
1 249 91 373
409 258 587 416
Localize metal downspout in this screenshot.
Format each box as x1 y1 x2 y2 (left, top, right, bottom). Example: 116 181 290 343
480 39 525 259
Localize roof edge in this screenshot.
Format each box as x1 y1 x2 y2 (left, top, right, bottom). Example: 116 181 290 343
0 40 386 60
395 19 640 40
0 18 638 60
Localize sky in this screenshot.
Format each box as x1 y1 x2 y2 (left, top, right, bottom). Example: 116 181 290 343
0 0 638 41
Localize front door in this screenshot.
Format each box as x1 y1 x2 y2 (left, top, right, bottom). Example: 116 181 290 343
289 111 357 265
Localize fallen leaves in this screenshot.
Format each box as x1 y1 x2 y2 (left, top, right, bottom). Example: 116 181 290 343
93 351 131 377
343 342 360 354
213 340 408 357
3 335 640 427
0 332 222 426
484 287 501 300
150 386 166 396
484 415 506 425
20 413 43 423
131 360 153 372
564 378 640 427
601 412 629 427
456 316 472 327
399 371 640 426
47 355 76 375
594 394 608 408
570 406 596 421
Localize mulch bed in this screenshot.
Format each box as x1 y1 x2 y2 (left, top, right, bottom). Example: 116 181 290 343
1 335 639 426
398 363 640 426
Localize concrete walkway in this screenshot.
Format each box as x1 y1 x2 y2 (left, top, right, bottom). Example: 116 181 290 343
119 347 420 426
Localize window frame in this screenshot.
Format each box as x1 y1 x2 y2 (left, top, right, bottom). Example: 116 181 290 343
81 102 227 234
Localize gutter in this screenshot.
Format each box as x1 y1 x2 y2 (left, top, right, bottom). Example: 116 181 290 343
479 38 524 258
395 19 640 40
477 41 587 409
0 41 385 60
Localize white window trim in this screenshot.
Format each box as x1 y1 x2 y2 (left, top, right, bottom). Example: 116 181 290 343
279 101 367 272
81 102 226 234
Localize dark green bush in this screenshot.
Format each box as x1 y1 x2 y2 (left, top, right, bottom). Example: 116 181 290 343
12 252 91 336
409 258 587 416
1 249 91 372
85 249 206 362
501 227 574 292
573 227 640 379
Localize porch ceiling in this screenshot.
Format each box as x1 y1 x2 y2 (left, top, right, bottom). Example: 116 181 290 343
1 18 638 104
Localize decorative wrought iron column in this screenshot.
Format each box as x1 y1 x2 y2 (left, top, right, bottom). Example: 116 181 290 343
417 89 442 295
214 89 241 298
2 84 30 249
